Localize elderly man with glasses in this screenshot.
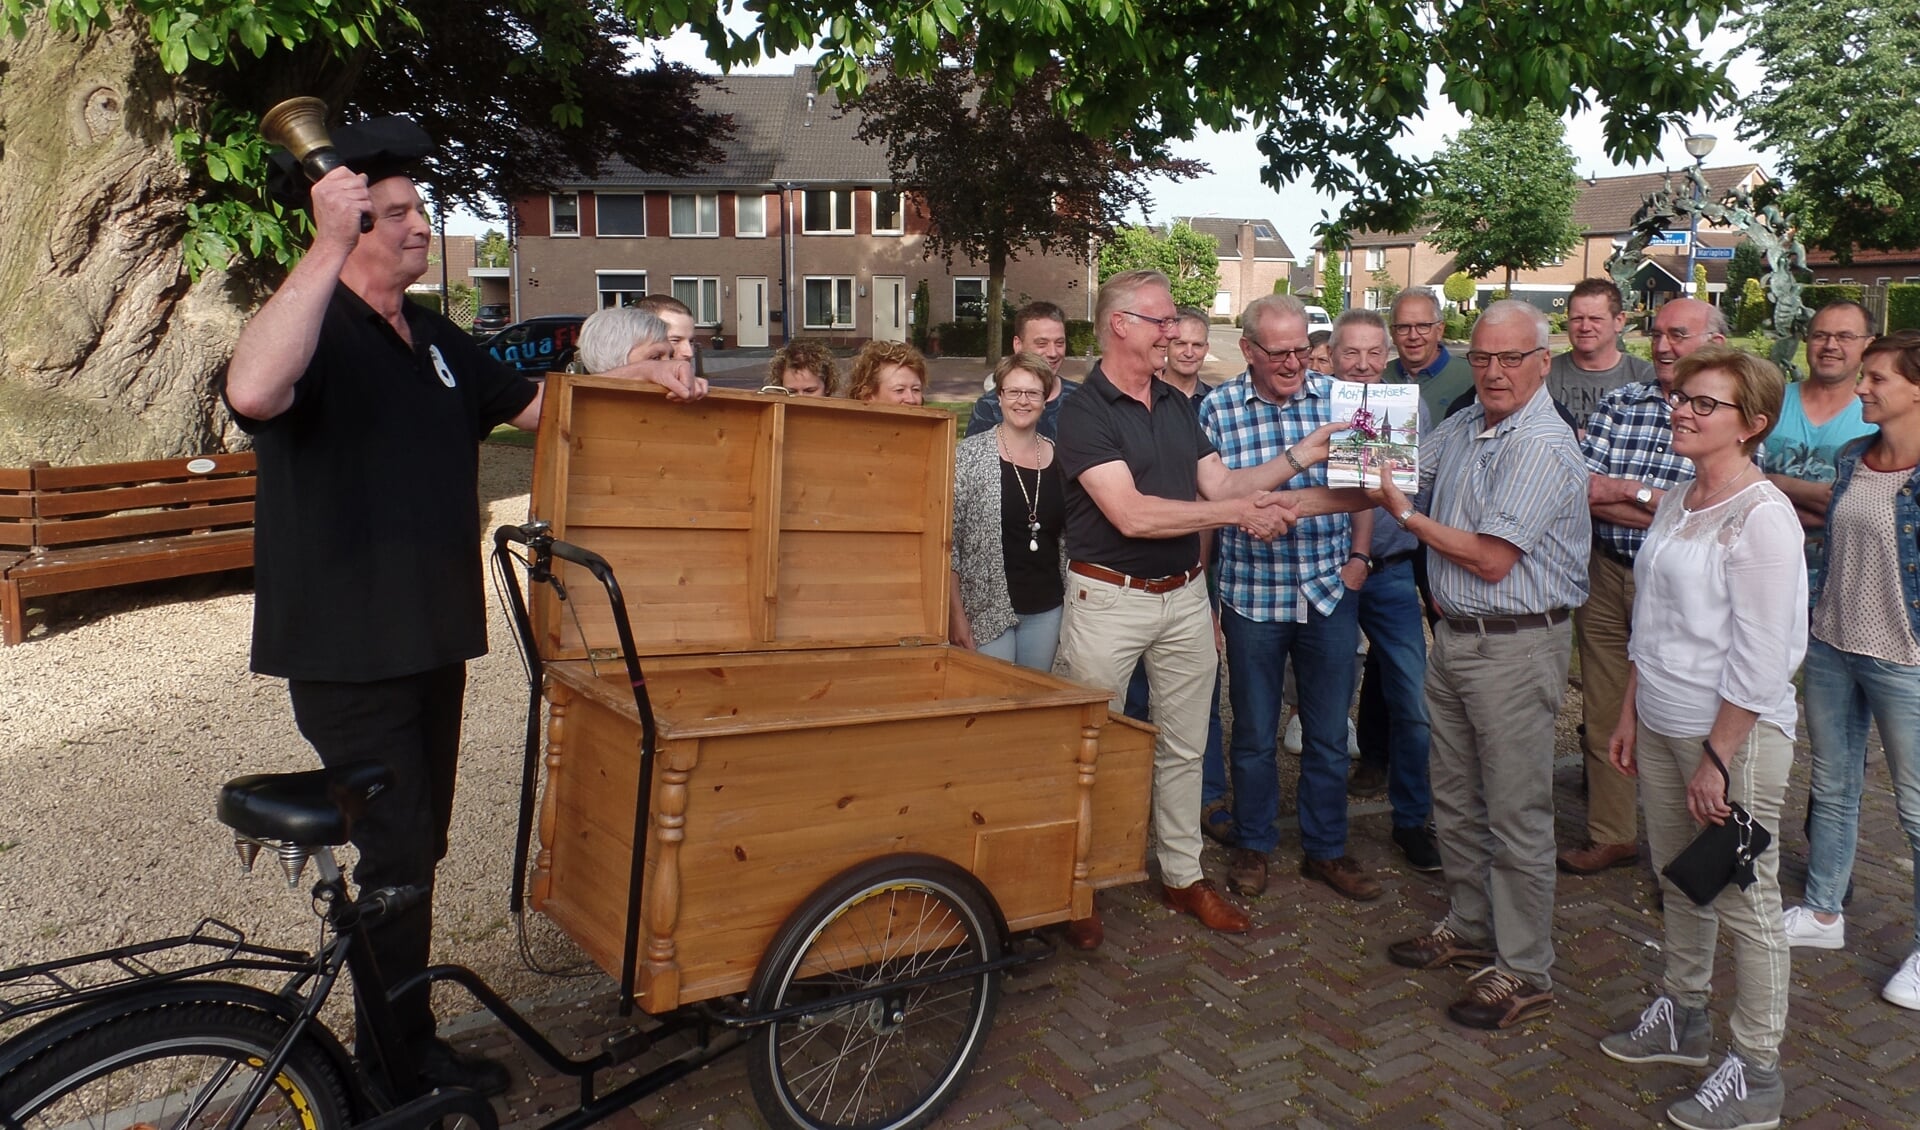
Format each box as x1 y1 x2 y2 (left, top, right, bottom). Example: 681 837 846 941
1366 300 1590 1031
1386 288 1475 429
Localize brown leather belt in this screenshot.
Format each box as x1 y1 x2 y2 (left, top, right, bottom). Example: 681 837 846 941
1442 607 1573 635
1069 560 1206 594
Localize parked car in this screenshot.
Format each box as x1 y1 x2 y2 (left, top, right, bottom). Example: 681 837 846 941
472 303 513 334
482 315 585 375
1303 304 1334 332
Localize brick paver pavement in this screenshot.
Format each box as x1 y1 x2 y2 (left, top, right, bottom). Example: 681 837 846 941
458 719 1920 1129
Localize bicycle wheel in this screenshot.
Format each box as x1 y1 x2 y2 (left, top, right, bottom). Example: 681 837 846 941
0 1000 351 1130
746 855 1002 1130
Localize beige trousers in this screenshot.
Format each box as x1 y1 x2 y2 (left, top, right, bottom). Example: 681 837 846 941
1576 548 1640 845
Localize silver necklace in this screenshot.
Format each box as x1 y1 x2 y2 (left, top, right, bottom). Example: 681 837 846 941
999 425 1044 552
1686 465 1753 512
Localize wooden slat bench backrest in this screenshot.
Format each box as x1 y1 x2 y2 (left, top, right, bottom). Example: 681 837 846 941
0 468 32 550
29 453 257 550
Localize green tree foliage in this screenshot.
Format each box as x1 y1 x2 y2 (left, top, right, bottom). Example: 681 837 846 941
1272 278 1292 295
1887 284 1920 333
1443 270 1476 306
9 1 726 279
1736 277 1770 335
1320 250 1346 317
1370 263 1401 306
853 38 1202 365
1097 223 1221 310
476 229 512 268
910 278 932 349
1723 241 1763 314
663 0 1732 237
1736 0 1920 260
1424 102 1582 290
1693 263 1708 301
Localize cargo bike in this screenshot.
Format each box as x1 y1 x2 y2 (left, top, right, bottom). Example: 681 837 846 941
0 380 1156 1130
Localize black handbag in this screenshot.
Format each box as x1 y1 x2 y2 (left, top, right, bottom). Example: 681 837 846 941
1661 740 1773 907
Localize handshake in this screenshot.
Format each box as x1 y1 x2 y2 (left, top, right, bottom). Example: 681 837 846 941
1234 491 1299 540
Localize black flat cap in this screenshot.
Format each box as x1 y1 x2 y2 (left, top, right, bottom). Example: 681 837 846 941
266 115 435 210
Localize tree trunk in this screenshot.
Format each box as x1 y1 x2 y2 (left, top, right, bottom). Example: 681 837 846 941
984 248 1007 369
0 17 247 466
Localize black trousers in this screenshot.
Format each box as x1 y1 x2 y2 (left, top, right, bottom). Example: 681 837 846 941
289 662 466 1048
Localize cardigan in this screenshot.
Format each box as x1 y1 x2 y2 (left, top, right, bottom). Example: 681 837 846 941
950 427 1067 646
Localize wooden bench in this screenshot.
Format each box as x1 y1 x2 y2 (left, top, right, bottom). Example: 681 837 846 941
0 454 257 645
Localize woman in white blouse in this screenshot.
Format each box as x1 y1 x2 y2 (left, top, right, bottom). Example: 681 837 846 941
1600 346 1806 1130
1784 329 1920 1010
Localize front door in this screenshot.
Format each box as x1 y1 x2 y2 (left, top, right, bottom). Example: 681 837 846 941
871 276 906 343
736 277 769 348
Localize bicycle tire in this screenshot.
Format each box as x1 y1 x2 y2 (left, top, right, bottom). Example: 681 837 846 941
0 999 352 1130
745 855 1002 1130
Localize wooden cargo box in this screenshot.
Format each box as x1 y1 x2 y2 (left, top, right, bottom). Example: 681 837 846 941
526 374 1153 1014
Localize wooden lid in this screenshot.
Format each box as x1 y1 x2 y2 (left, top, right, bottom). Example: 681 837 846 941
528 374 956 660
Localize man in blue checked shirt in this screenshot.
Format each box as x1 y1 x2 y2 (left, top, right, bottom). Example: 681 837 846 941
1200 294 1379 902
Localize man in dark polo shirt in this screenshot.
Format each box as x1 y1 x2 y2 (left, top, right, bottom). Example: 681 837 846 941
224 119 703 1094
1054 269 1363 947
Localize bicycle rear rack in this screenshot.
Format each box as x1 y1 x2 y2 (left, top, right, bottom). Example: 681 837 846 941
0 919 316 1025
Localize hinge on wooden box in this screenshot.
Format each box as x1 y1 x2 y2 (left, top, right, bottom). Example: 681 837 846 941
588 647 623 661
898 637 926 647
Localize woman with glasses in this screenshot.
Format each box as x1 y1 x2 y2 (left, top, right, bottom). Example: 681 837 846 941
1784 329 1920 1011
1600 345 1804 1130
949 352 1066 668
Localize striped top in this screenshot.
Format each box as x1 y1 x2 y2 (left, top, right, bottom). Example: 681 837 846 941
1416 384 1591 617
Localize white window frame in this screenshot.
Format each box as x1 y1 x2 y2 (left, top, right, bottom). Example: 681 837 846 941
668 193 719 237
872 189 905 235
671 276 722 326
595 270 648 309
803 276 856 330
1364 248 1385 271
594 192 646 238
550 192 580 238
953 277 987 323
735 193 766 238
802 189 855 235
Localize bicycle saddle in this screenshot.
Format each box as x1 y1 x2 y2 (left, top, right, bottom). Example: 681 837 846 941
217 761 394 846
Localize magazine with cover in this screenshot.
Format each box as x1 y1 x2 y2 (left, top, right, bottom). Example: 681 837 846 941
1324 380 1421 491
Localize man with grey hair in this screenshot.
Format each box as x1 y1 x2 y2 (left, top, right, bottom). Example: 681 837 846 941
1386 288 1474 428
1055 271 1362 946
576 306 670 374
1200 297 1380 901
1366 299 1590 1030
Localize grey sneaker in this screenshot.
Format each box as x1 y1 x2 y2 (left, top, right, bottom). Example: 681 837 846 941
1666 1051 1783 1130
1600 995 1711 1066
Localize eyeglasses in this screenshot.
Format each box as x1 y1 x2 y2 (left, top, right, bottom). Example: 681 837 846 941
1390 320 1442 335
1666 389 1737 417
1465 347 1546 369
1120 310 1180 332
1001 389 1046 403
1244 339 1315 365
1808 331 1870 346
1649 328 1694 344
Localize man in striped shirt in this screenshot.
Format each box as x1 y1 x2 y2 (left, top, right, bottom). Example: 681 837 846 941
1366 300 1591 1031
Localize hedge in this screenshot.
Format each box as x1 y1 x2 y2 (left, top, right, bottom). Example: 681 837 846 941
1800 283 1865 314
1886 283 1920 333
933 319 1097 357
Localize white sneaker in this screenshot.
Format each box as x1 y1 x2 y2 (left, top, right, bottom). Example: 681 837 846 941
1347 718 1361 758
1883 949 1920 1010
1282 712 1303 755
1781 905 1844 950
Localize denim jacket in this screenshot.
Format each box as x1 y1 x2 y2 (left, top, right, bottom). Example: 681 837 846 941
1818 435 1920 642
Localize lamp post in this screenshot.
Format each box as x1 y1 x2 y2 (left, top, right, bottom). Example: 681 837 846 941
1683 131 1716 302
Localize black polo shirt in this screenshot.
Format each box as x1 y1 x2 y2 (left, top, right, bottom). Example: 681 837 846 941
1057 363 1215 578
227 285 537 682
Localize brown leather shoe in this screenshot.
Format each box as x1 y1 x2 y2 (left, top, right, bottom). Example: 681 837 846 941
1063 908 1103 952
1388 924 1495 970
1227 848 1268 897
1201 799 1235 846
1161 879 1251 933
1557 839 1639 875
1446 966 1554 1029
1299 854 1383 901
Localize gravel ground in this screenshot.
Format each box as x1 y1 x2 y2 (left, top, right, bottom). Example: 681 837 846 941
0 442 591 1037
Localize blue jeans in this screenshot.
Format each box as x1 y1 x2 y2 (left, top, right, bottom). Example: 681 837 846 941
975 605 1062 671
1356 559 1432 828
1222 596 1359 856
1126 648 1226 812
1803 637 1920 939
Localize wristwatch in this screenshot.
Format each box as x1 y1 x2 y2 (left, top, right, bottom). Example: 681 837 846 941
1633 483 1655 509
1393 506 1416 530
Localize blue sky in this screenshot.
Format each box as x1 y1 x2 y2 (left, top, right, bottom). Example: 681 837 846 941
449 23 1767 260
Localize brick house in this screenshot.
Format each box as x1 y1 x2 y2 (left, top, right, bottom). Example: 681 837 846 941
506 67 1094 348
1174 217 1299 319
1311 164 1767 313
